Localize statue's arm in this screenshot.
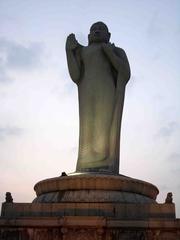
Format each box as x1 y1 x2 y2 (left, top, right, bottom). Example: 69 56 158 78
102 44 131 82
66 34 82 84
115 47 131 82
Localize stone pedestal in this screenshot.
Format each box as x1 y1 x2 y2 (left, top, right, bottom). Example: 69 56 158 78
0 174 180 239
33 174 159 204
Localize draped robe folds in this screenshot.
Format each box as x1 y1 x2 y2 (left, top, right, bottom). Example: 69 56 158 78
67 43 130 174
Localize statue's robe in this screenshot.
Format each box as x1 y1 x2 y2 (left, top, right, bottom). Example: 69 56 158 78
73 43 130 174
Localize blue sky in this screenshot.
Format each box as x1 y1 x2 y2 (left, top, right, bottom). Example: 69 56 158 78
0 0 180 216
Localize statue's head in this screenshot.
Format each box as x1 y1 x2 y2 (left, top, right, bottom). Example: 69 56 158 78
88 21 111 45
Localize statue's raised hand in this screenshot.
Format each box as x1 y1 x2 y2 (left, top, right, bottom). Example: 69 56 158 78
66 34 79 51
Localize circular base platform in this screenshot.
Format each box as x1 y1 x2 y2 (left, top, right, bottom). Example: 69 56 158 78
33 174 159 203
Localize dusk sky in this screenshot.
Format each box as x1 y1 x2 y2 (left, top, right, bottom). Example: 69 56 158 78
0 0 180 216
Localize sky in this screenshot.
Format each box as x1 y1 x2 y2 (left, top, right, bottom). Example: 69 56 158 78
0 0 180 217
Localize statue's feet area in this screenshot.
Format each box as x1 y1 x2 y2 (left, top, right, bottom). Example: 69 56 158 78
33 174 159 203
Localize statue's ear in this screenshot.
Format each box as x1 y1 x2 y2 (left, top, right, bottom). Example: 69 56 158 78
107 32 111 42
88 34 91 44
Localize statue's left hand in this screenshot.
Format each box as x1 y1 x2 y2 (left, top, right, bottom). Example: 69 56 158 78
102 43 115 52
102 43 123 72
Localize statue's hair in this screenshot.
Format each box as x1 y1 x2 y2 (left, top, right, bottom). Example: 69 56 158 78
90 21 109 32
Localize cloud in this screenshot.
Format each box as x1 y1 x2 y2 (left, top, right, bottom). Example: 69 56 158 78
159 184 169 191
0 38 44 83
167 152 180 163
0 126 22 141
0 68 11 83
156 121 178 139
171 168 180 175
146 10 163 39
7 43 43 70
164 152 180 179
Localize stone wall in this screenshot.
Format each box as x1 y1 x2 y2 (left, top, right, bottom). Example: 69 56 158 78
0 217 180 240
1 175 179 239
0 227 180 240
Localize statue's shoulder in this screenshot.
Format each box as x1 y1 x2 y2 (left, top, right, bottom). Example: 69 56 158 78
114 46 127 58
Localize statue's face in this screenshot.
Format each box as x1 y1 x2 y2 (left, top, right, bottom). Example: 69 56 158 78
88 22 110 44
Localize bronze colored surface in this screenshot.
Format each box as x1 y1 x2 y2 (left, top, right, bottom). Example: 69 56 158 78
66 22 130 174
